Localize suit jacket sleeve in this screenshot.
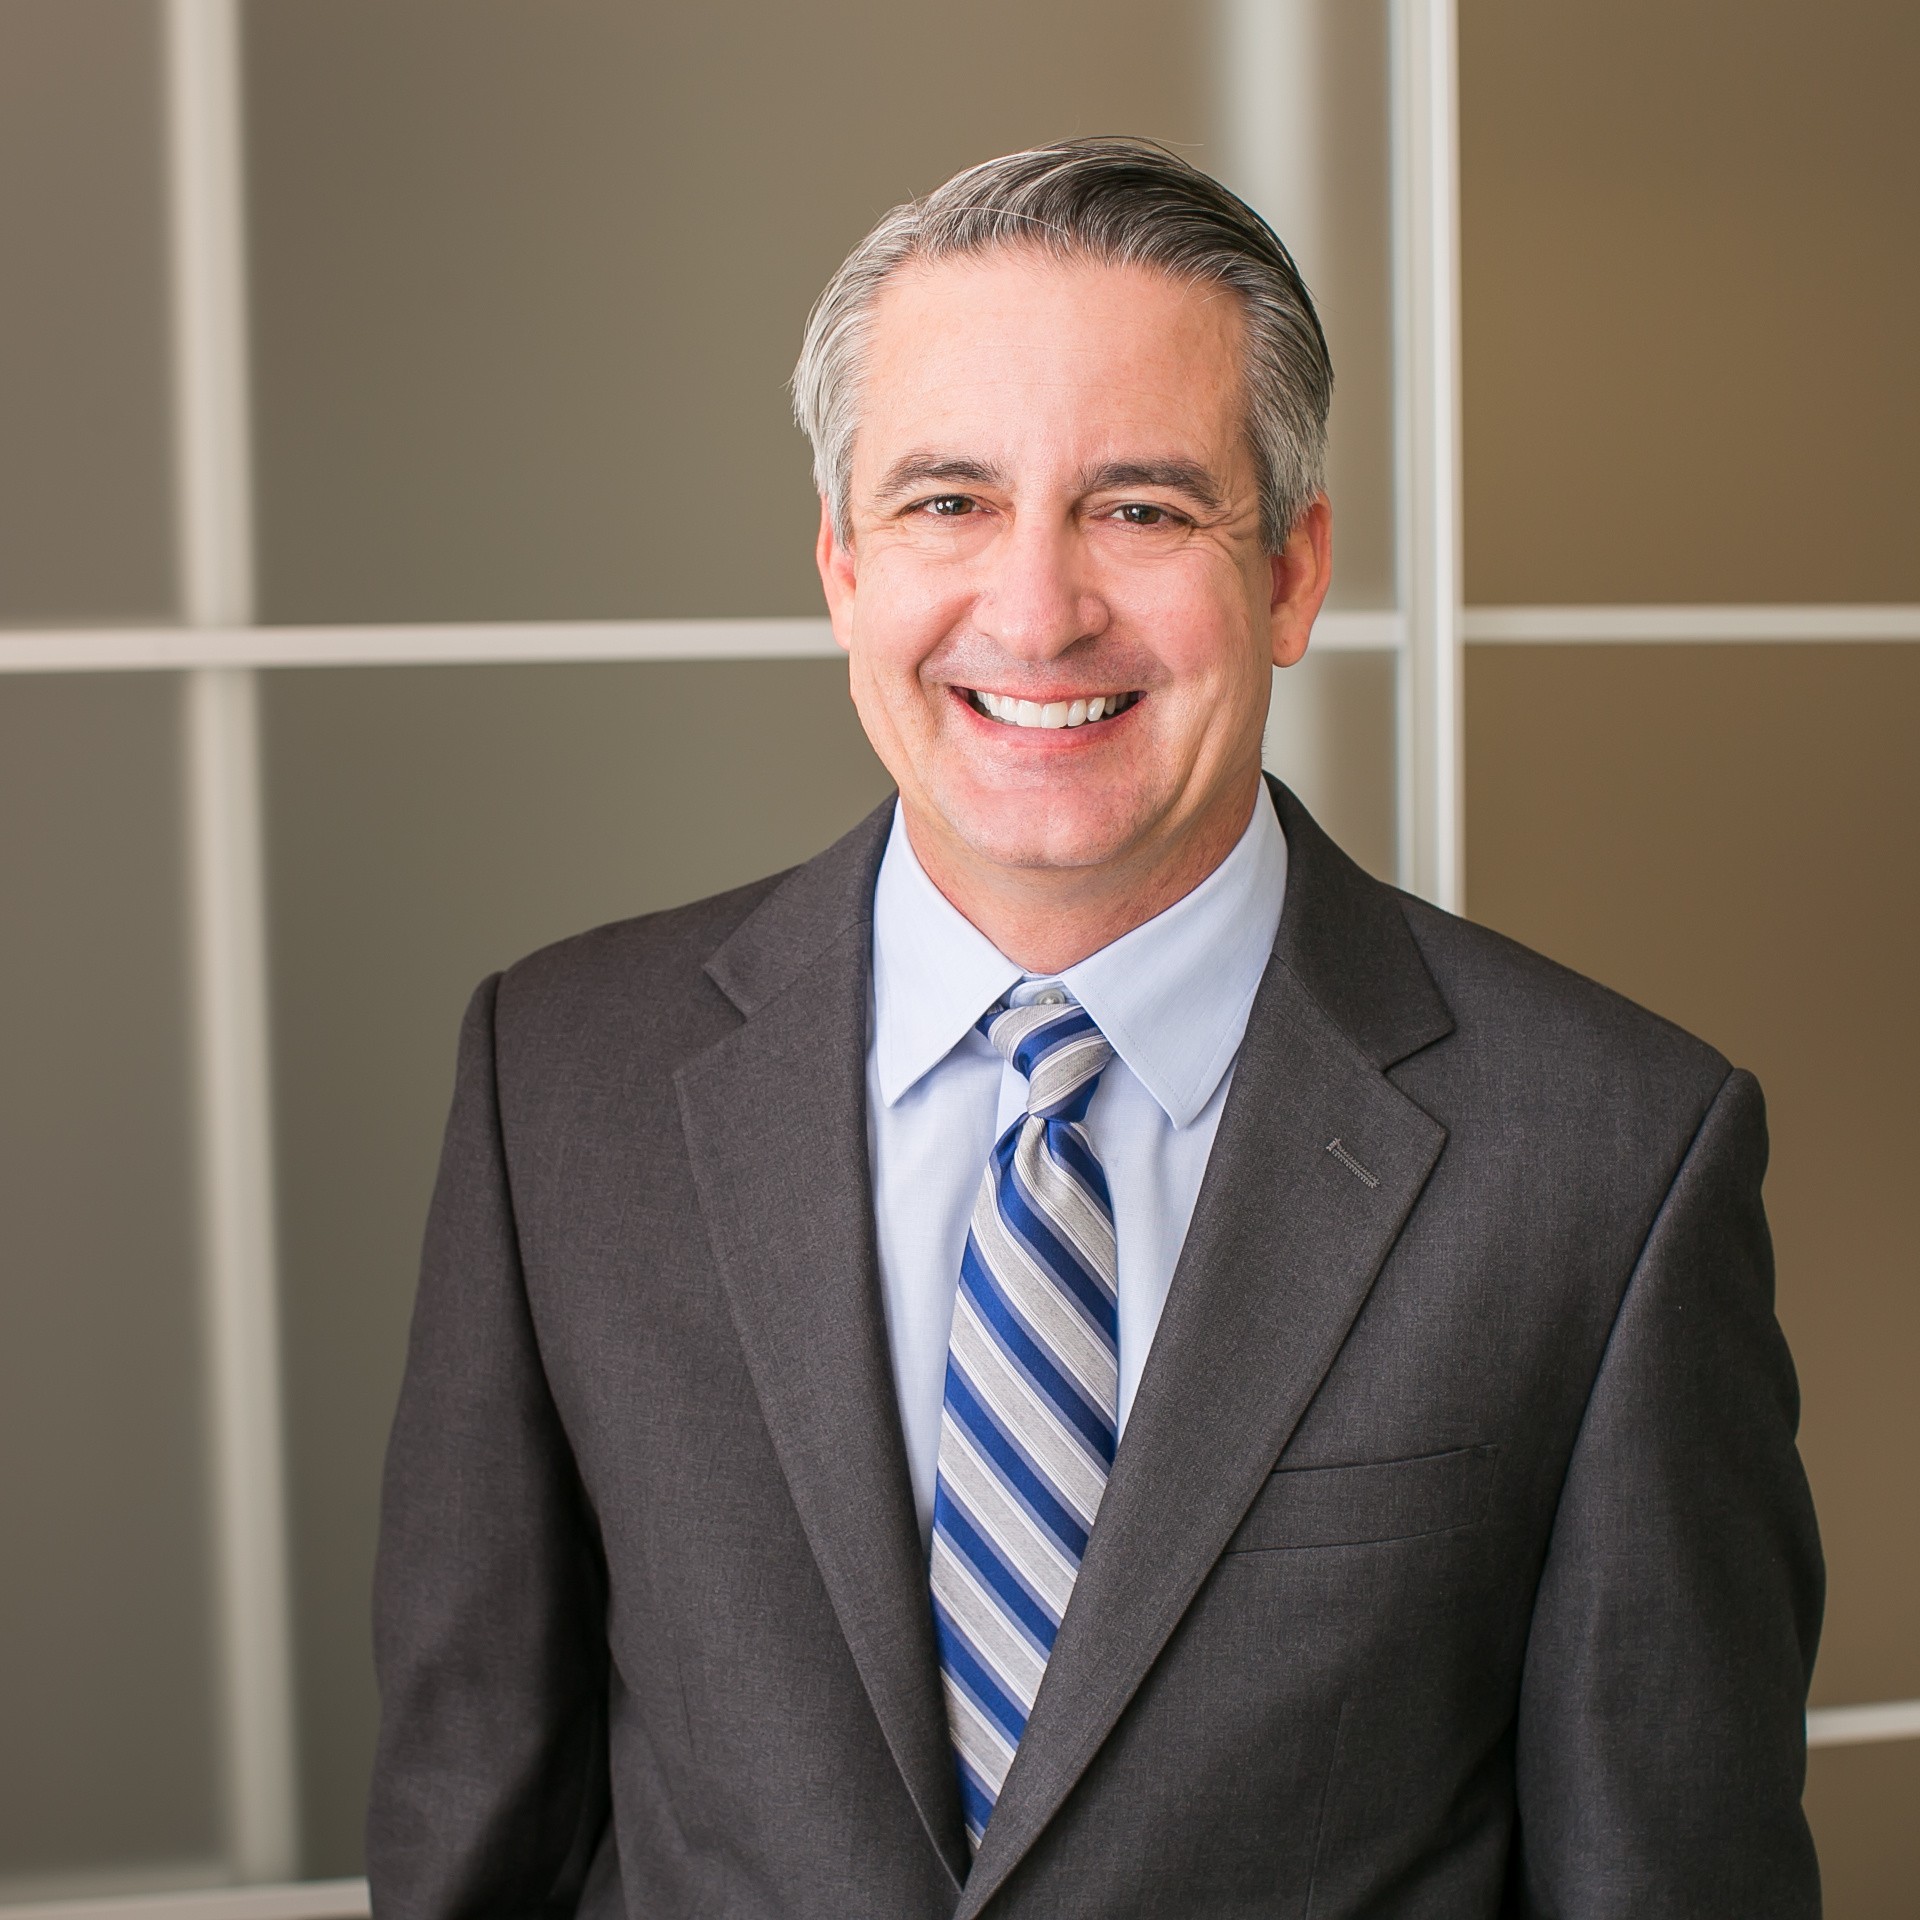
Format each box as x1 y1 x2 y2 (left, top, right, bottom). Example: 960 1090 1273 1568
1511 1067 1824 1916
368 975 610 1917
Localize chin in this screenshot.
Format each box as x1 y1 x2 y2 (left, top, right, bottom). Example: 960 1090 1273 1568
940 782 1154 876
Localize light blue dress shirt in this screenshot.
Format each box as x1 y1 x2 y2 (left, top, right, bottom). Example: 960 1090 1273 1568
866 787 1289 1540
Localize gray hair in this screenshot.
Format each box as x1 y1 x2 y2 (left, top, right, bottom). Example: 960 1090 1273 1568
791 136 1331 553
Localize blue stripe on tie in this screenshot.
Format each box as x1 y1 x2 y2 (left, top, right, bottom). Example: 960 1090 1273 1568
1010 1007 1098 1081
994 1141 1119 1342
1047 1122 1113 1217
1037 1079 1102 1126
942 1361 1091 1561
931 1599 1028 1746
953 1750 996 1842
932 1481 1059 1651
958 1239 1115 1468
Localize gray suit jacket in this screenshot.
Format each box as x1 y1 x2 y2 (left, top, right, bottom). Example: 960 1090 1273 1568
369 780 1822 1918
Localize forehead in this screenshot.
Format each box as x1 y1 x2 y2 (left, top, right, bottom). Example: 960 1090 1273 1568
854 248 1249 469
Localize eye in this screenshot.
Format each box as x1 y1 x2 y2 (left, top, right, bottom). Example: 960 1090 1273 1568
1111 501 1180 526
919 494 975 517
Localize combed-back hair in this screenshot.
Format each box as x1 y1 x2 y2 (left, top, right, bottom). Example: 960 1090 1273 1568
792 136 1332 553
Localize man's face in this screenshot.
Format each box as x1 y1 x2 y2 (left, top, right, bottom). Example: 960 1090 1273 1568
818 247 1328 896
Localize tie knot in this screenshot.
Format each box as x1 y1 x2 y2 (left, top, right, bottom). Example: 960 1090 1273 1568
979 991 1114 1121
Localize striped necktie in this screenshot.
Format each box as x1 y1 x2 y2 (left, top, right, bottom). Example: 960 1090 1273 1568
930 988 1118 1852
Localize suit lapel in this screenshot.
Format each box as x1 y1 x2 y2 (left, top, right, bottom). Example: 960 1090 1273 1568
674 805 969 1890
956 784 1454 1916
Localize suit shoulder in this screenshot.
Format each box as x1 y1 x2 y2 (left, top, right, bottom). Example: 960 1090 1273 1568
486 869 791 1060
1394 891 1733 1104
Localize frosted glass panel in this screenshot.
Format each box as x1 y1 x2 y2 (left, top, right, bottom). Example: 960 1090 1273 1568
0 676 217 1896
244 0 1397 622
1264 646 1397 880
1215 0 1395 608
260 657 892 1873
0 0 1404 1889
0 0 176 625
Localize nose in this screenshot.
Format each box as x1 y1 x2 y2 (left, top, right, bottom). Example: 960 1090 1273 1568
971 513 1109 662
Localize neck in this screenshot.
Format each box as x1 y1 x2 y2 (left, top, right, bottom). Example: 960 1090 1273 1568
902 775 1264 974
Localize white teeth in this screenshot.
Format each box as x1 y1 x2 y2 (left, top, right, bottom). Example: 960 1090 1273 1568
971 689 1133 728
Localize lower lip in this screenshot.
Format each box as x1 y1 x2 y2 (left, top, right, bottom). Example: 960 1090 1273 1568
950 689 1139 745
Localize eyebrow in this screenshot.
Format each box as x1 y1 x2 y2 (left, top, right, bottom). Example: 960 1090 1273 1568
1080 459 1226 511
872 454 1005 503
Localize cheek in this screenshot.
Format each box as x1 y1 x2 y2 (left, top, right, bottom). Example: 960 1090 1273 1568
857 548 973 658
1108 554 1266 678
1131 611 1266 710
846 621 947 753
847 646 910 743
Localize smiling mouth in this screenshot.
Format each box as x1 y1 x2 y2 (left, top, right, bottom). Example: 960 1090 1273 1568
964 688 1141 730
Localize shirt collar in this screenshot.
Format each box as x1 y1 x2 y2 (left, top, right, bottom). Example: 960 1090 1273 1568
871 788 1287 1128
871 807 1022 1108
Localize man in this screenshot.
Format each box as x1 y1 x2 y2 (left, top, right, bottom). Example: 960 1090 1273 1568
369 139 1821 1917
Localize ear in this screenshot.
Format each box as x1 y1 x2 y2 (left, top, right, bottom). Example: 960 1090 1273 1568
815 497 856 655
1268 494 1333 669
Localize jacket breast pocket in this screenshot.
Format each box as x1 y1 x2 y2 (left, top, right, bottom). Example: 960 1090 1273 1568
1224 1444 1498 1552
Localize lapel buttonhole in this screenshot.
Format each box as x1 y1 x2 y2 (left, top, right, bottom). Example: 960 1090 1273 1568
1325 1138 1380 1189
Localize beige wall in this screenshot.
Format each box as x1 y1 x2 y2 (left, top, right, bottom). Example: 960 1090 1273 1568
1805 1739 1920 1918
1461 0 1920 604
1467 641 1920 1702
1466 641 1920 1912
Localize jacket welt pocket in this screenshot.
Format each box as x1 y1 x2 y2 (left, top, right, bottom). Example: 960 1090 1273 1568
1225 1444 1498 1552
